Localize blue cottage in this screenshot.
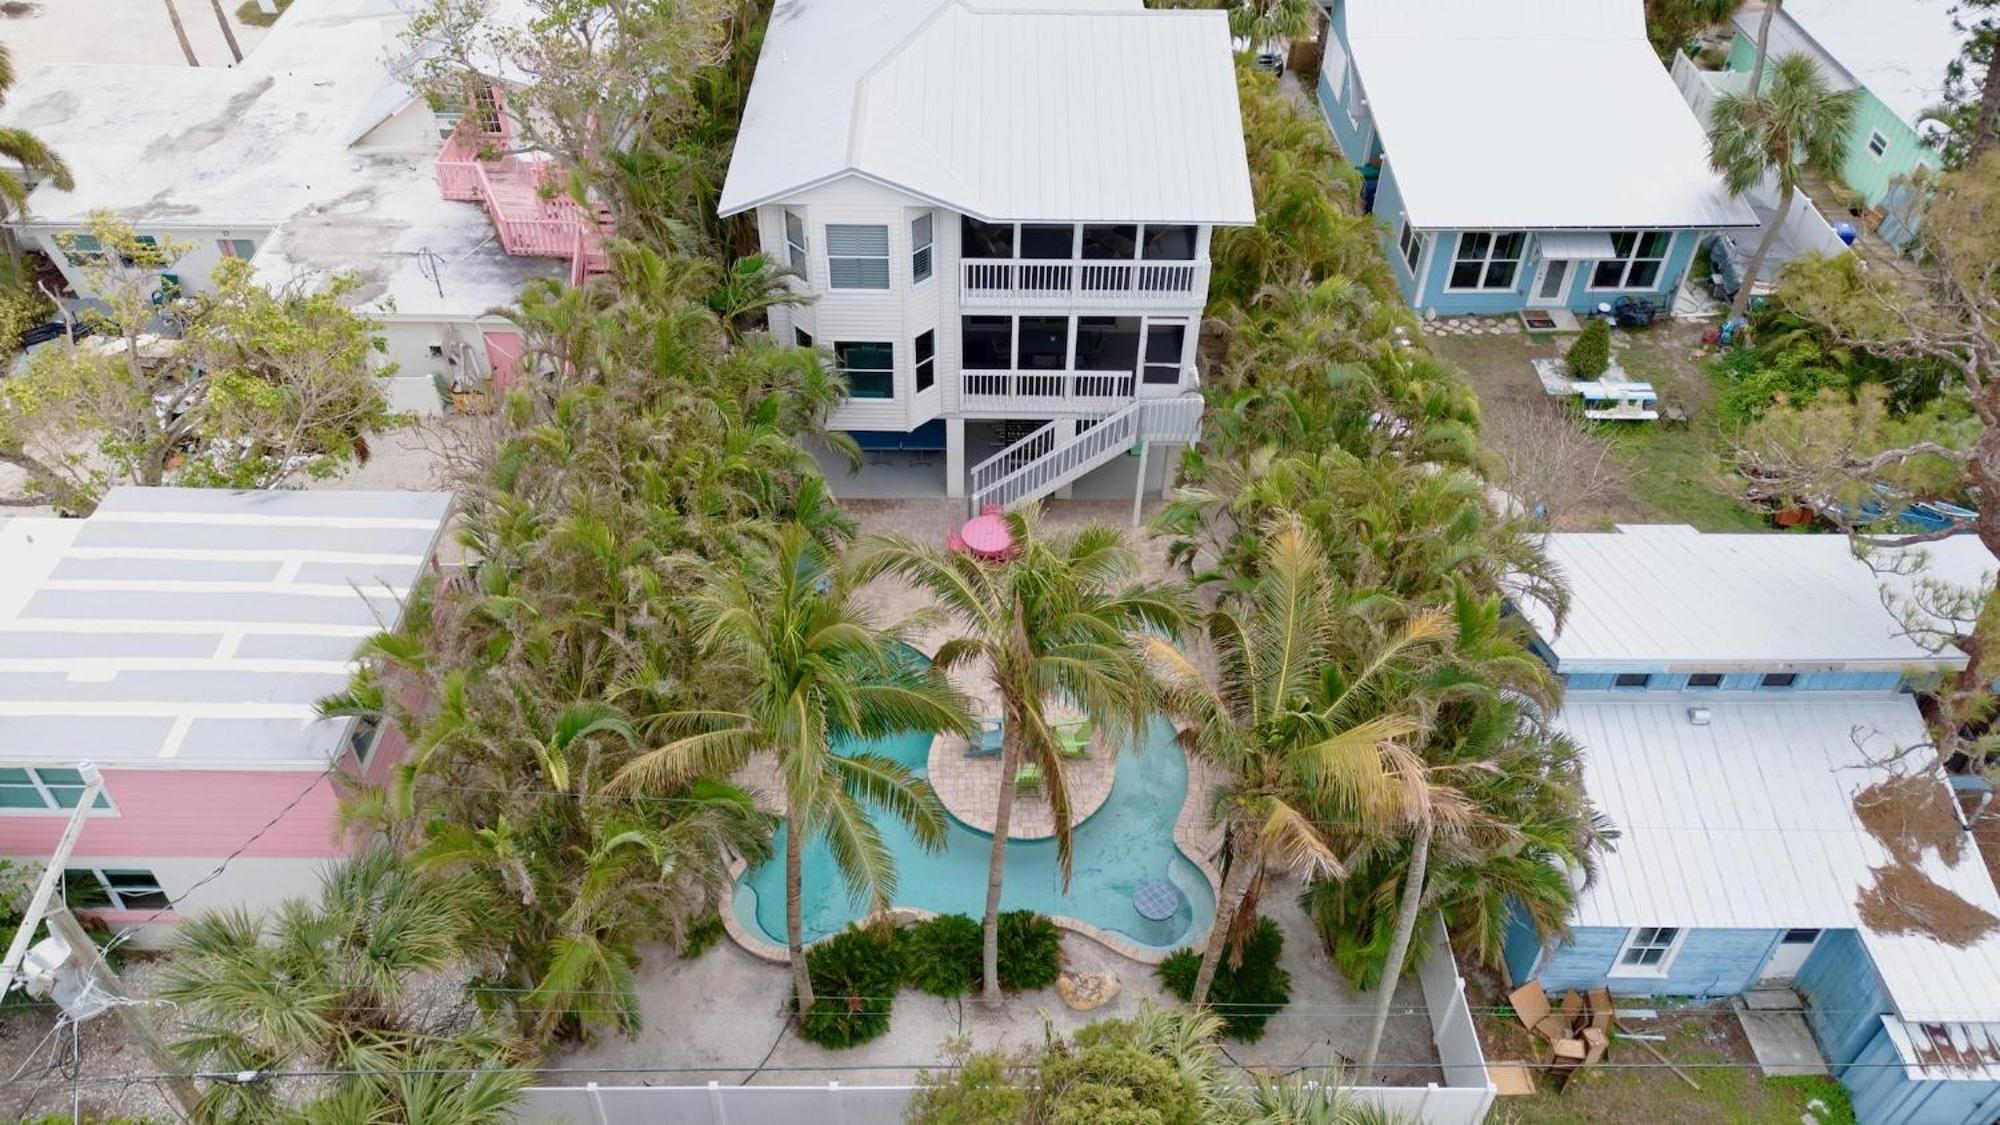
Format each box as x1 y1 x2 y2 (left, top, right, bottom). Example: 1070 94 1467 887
1508 527 2000 1123
1315 0 1759 317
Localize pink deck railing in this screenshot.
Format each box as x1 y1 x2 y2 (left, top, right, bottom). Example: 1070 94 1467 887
434 134 610 282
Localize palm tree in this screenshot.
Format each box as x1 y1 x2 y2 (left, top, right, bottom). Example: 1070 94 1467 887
0 45 75 221
207 0 243 63
1709 52 1859 326
608 524 973 1010
161 0 200 66
863 508 1192 1004
1745 0 1782 95
1229 0 1315 54
1146 516 1444 1008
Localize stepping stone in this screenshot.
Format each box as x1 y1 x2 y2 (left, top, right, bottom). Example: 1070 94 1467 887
1058 970 1120 1012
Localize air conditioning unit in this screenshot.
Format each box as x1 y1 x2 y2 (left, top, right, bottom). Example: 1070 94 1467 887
1687 706 1712 726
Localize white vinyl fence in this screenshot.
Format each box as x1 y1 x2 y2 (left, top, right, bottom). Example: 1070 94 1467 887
516 915 1494 1125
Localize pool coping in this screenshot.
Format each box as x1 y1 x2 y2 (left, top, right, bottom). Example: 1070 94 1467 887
722 719 1224 969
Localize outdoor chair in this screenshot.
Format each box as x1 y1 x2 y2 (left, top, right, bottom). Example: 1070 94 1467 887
1508 981 1578 1044
1586 987 1615 1036
1015 762 1043 792
1054 718 1092 759
1548 1038 1588 1092
967 716 1004 757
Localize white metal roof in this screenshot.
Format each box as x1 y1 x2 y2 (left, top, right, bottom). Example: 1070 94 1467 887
0 487 450 771
1564 697 2000 1023
1740 0 1967 127
1520 526 1992 672
1344 0 1757 231
0 0 558 320
718 0 1255 224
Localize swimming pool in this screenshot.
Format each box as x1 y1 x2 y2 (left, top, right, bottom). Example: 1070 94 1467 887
731 707 1215 955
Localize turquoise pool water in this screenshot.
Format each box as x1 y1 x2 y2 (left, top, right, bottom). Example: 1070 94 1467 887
731 711 1215 953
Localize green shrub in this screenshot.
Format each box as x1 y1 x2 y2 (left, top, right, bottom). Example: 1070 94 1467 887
235 0 293 27
1040 1019 1204 1125
900 914 982 997
907 1050 1028 1124
0 282 53 350
1565 318 1611 379
680 912 724 960
996 910 1062 992
797 925 905 1049
1713 344 1845 427
1156 916 1291 1041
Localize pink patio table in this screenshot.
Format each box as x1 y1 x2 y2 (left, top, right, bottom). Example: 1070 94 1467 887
958 513 1015 561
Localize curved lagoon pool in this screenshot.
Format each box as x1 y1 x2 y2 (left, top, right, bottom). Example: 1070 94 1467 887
732 712 1215 954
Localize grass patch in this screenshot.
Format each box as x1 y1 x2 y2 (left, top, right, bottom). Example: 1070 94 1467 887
1601 416 1766 532
235 0 292 27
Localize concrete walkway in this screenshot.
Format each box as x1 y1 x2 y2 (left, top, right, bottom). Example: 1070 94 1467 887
1733 990 1829 1077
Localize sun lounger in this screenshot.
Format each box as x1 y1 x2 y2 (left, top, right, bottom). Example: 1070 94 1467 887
1054 718 1091 758
967 716 1003 757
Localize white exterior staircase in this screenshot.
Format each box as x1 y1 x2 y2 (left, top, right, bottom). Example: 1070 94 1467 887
967 395 1204 516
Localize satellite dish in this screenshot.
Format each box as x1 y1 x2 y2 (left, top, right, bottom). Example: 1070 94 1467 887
18 935 112 1022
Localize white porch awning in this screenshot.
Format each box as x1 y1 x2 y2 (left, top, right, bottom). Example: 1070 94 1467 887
1536 231 1618 260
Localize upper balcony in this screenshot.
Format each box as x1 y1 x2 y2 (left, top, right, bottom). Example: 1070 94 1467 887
958 218 1208 309
434 86 610 286
959 258 1210 307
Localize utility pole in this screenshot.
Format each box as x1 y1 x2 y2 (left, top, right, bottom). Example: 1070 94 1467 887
0 766 101 994
44 908 203 1119
207 0 244 64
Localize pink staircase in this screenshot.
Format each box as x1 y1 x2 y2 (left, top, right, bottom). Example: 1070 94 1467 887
436 133 612 282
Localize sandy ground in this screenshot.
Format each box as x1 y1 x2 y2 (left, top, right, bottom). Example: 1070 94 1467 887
0 0 273 69
547 878 1443 1090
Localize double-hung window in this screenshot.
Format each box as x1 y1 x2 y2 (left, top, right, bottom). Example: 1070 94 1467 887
914 330 936 393
1615 926 1683 974
826 225 890 289
1613 672 1651 690
1866 130 1889 159
910 213 934 284
1447 231 1525 291
65 868 170 912
1591 231 1673 290
835 341 894 399
0 767 111 812
348 715 385 771
1397 221 1424 274
783 211 809 282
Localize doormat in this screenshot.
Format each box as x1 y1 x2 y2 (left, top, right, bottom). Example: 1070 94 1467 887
1521 310 1559 331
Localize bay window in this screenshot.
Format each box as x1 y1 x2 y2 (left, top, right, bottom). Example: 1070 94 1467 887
826 224 889 289
834 340 894 399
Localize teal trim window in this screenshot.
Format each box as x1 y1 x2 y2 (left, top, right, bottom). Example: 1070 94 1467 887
64 868 169 912
62 233 104 266
835 341 894 399
0 767 111 812
1589 231 1671 291
217 237 257 260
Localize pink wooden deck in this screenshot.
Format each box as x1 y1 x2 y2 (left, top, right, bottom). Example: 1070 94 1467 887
436 134 611 281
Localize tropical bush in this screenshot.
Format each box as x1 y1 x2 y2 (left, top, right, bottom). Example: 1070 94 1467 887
996 910 1063 992
900 913 983 997
681 912 726 960
1566 318 1611 379
1158 916 1291 1041
798 925 906 1049
0 281 52 350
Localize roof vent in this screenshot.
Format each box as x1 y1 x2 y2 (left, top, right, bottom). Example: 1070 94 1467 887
1687 706 1712 726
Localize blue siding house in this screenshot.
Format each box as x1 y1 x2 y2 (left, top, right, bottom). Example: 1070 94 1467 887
1506 527 2000 1124
1316 0 1757 317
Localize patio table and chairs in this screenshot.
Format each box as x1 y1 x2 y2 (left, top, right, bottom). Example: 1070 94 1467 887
951 505 1018 562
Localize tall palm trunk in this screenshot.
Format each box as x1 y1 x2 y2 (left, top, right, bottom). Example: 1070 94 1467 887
1358 824 1431 1084
1746 0 1781 94
980 706 1021 1006
1974 46 2000 162
162 0 199 66
1191 826 1255 1007
1730 183 1794 327
207 0 244 64
786 805 814 1012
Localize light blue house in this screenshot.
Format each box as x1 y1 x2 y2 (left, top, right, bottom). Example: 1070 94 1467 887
1316 0 1757 317
1509 526 2000 1124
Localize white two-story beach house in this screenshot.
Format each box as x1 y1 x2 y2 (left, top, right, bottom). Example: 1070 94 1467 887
720 0 1255 511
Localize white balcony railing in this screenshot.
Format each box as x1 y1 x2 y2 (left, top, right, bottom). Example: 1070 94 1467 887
960 258 1209 304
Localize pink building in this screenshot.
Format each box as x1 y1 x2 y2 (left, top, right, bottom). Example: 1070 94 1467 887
0 487 451 947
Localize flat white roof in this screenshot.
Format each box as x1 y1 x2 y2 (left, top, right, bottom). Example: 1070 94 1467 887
719 0 1255 224
1565 697 2000 1023
0 0 556 319
1344 0 1756 231
1521 526 1992 671
1741 0 1966 127
0 487 450 771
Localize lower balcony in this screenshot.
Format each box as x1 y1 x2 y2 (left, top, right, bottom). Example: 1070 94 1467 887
958 367 1193 416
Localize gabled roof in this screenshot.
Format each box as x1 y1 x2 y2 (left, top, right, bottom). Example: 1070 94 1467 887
718 0 1255 224
1564 696 2000 1024
1739 0 1967 128
0 488 450 770
1519 526 1992 672
1342 0 1756 231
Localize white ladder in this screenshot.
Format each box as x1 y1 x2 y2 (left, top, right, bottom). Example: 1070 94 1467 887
966 396 1203 517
